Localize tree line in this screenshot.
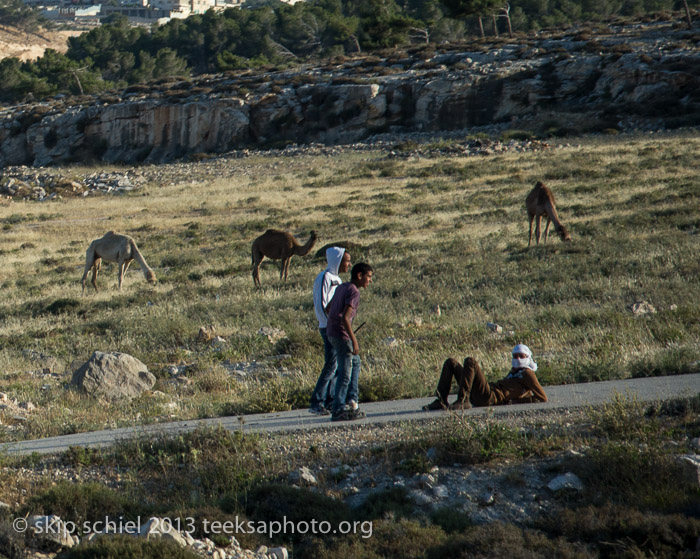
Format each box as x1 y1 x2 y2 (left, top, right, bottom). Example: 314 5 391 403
0 0 692 103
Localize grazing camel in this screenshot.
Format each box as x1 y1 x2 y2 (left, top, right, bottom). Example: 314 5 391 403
526 181 572 246
251 229 318 287
82 231 157 293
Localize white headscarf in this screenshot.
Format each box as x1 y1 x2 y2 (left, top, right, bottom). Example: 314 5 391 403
511 344 537 371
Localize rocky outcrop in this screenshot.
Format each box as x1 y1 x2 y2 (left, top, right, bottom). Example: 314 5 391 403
70 351 156 402
1 20 698 167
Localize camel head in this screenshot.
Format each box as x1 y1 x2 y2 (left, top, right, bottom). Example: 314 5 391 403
146 270 158 284
558 225 572 242
535 180 546 188
304 230 319 252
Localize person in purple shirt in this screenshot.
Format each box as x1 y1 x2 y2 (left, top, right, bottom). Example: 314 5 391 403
325 262 374 421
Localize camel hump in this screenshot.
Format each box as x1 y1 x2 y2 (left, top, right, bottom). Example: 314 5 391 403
537 184 555 206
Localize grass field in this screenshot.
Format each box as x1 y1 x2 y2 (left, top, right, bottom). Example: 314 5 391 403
0 130 699 442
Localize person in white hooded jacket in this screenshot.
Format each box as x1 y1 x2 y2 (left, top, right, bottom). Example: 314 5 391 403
308 247 352 415
423 344 548 411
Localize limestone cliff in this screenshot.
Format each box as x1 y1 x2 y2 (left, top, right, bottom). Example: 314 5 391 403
0 20 698 167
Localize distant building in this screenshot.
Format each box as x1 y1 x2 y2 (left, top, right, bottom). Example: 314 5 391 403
41 4 101 19
100 4 187 23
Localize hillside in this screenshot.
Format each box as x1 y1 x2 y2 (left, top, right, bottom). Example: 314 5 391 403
1 18 698 166
0 23 82 62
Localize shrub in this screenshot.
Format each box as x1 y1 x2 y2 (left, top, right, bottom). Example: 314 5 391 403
356 487 415 521
428 522 595 559
539 504 700 557
237 484 353 545
572 441 695 510
24 482 139 525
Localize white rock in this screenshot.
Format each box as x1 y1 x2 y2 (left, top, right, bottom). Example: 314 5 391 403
547 472 584 492
139 517 187 547
268 547 289 559
486 322 503 333
289 466 317 486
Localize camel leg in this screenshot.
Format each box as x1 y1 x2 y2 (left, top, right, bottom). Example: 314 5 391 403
252 257 263 287
535 215 542 245
117 260 127 290
281 257 291 281
528 215 534 247
81 263 91 294
91 260 100 292
543 218 551 244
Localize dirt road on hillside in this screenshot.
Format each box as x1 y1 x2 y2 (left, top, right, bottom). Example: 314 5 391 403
0 24 83 62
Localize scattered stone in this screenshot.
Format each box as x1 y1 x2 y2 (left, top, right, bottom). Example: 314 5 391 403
139 517 187 547
629 301 656 316
384 337 400 347
268 547 289 559
29 515 79 550
679 454 700 487
258 327 287 344
547 472 584 492
289 466 317 486
486 322 503 333
197 325 217 342
479 490 496 506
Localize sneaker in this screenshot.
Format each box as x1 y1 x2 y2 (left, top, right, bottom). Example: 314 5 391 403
347 400 359 411
449 400 472 411
331 409 366 422
422 398 446 411
308 406 331 416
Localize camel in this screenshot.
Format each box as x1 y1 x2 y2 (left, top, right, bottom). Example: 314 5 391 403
526 181 572 246
81 231 157 293
251 229 318 287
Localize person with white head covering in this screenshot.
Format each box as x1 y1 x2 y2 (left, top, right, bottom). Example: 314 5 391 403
423 343 548 411
308 247 352 415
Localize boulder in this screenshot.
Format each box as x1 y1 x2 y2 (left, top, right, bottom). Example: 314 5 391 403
70 351 156 402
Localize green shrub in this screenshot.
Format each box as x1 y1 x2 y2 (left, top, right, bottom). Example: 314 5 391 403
428 522 595 559
629 347 700 378
539 504 700 557
24 482 139 525
429 507 473 534
572 441 695 510
237 484 353 545
356 487 415 521
500 129 534 141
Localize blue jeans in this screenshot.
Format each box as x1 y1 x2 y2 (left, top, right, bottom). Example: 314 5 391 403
329 336 360 413
310 328 337 409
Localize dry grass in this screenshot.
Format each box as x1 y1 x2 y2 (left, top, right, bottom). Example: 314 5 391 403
0 131 699 441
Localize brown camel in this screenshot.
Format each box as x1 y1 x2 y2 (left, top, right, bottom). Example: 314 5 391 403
526 181 572 246
251 229 318 287
82 231 157 293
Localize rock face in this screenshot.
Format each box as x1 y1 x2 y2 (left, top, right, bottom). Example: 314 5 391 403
70 351 156 401
0 20 698 167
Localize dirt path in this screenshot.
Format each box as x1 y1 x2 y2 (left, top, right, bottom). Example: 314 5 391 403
1 373 699 456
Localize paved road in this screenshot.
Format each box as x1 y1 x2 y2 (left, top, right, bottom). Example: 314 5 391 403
1 373 699 456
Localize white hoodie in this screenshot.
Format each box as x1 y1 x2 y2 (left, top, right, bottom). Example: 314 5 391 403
313 247 345 328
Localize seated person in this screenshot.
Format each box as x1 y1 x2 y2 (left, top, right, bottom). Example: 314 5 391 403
423 344 548 411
